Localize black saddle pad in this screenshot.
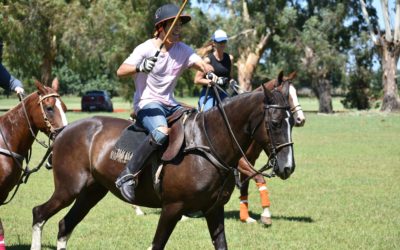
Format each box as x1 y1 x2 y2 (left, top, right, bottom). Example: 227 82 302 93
110 123 148 164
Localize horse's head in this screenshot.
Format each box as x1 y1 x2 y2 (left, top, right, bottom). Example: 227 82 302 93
263 71 306 127
252 78 295 180
24 80 68 138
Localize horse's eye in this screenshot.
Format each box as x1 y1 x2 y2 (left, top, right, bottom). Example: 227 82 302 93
271 120 281 128
46 106 54 113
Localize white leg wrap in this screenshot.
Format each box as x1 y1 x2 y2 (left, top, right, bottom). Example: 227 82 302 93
261 207 271 218
57 234 70 250
31 221 45 250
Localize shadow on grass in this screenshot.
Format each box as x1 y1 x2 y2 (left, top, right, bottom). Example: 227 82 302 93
224 210 314 223
8 244 55 250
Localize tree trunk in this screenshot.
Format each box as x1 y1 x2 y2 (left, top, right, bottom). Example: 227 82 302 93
315 78 333 113
236 33 270 91
237 51 259 91
380 40 400 111
40 35 57 86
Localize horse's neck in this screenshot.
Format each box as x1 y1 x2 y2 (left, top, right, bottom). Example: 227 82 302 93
0 103 37 154
196 93 262 165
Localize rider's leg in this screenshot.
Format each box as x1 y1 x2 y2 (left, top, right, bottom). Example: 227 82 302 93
115 129 166 202
115 102 172 202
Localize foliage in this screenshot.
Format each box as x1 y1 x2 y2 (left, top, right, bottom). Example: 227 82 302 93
0 0 386 108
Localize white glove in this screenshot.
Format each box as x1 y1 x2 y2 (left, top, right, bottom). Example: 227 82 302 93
216 77 229 86
137 56 157 73
205 72 218 85
15 86 25 95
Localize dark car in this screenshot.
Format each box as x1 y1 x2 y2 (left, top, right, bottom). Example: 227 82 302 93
81 90 113 112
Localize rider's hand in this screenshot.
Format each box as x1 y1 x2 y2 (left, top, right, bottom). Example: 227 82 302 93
15 86 25 95
205 72 218 86
137 56 158 73
229 79 238 86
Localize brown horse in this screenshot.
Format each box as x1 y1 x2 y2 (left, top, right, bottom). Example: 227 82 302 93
31 80 295 250
237 71 306 225
0 81 67 247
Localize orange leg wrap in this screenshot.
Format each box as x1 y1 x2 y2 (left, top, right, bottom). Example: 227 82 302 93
239 196 250 221
256 183 270 208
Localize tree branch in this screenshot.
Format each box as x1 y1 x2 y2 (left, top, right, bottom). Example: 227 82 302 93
360 0 379 45
242 0 250 22
381 0 393 42
394 0 400 42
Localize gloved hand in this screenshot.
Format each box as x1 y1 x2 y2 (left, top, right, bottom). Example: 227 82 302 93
205 72 218 85
216 77 229 87
14 86 25 95
229 79 238 86
137 56 158 73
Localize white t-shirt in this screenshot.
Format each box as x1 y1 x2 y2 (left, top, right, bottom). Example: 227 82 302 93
123 39 201 112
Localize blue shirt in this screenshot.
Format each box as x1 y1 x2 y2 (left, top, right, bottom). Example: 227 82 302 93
0 63 23 91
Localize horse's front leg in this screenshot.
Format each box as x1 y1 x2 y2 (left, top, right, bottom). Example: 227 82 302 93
150 203 183 250
204 205 227 250
0 218 5 250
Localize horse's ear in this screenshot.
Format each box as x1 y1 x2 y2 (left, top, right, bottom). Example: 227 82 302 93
52 77 59 92
262 82 274 104
276 71 284 87
35 80 46 95
288 71 297 80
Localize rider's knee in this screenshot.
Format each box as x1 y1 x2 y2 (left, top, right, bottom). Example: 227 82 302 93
151 126 169 145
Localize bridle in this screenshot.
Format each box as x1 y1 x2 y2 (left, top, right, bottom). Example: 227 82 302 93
37 93 63 140
197 83 293 179
246 85 294 179
0 92 64 205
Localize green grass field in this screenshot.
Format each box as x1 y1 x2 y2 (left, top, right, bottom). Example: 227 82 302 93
0 96 399 249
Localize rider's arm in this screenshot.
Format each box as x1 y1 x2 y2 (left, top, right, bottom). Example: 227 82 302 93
194 57 213 86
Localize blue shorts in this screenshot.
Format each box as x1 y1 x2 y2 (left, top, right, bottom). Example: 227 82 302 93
136 102 182 144
198 87 228 111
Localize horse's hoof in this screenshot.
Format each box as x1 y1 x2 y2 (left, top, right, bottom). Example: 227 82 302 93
241 217 257 224
261 216 272 226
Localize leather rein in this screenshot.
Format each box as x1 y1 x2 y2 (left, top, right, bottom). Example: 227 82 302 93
0 92 61 206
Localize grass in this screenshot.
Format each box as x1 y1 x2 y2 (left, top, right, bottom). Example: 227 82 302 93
0 96 399 249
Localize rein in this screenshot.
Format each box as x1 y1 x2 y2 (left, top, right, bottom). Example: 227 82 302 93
202 83 294 186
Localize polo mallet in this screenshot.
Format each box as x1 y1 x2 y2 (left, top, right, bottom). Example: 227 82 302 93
155 0 188 57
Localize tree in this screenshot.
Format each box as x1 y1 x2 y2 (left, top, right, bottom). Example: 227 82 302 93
360 0 400 112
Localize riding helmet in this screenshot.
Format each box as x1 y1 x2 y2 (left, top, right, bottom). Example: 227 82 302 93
154 4 191 27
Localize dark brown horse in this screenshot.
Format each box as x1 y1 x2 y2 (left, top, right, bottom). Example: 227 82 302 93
0 81 67 246
237 71 306 225
31 81 295 250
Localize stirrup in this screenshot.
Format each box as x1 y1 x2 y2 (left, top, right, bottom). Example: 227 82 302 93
115 174 136 188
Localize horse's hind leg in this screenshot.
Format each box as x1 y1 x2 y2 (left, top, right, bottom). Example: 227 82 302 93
150 203 183 250
57 183 107 250
205 205 227 250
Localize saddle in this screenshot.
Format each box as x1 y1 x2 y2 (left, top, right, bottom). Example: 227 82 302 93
110 107 196 164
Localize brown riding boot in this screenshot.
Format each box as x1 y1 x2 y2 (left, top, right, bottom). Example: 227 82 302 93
115 134 161 202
